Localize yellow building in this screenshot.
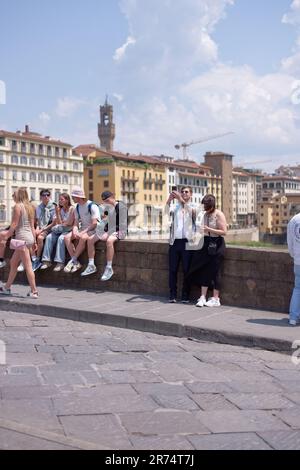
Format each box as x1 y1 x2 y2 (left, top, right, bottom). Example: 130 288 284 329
74 146 167 233
258 193 300 235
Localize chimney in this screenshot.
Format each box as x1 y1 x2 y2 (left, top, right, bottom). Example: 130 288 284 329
25 124 29 133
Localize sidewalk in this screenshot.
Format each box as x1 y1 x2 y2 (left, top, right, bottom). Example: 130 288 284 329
0 285 298 353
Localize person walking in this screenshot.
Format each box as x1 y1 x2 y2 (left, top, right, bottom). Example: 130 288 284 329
166 186 196 303
0 188 38 298
187 194 227 308
287 212 300 326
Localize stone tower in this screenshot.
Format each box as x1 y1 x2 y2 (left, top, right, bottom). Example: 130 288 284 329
204 151 233 227
98 97 116 152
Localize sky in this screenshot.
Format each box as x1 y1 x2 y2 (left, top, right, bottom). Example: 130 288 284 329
1 0 300 171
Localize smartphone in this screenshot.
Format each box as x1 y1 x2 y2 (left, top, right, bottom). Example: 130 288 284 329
171 186 178 192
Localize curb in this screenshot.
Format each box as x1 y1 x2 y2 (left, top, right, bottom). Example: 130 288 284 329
0 298 293 354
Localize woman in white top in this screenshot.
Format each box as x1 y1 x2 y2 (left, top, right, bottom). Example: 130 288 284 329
0 188 38 298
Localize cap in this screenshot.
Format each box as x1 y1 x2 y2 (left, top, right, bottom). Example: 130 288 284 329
101 191 114 201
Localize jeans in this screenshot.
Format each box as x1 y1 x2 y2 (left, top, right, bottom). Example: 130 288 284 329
290 264 300 322
169 239 192 300
42 233 66 264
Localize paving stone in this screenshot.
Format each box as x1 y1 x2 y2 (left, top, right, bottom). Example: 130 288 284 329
6 353 54 366
278 380 300 392
53 393 157 415
132 383 190 396
192 351 256 364
63 345 110 354
151 394 200 411
131 435 194 450
258 431 300 450
60 414 133 450
224 393 295 410
185 382 234 394
0 399 63 433
0 385 60 400
188 433 272 450
6 344 36 353
284 393 300 405
0 428 77 450
263 369 300 382
36 345 65 354
196 410 290 433
130 370 162 383
98 370 137 384
121 410 210 435
275 408 300 429
228 380 284 393
0 374 41 387
41 371 86 386
3 320 33 328
152 364 195 382
8 366 38 376
192 394 238 411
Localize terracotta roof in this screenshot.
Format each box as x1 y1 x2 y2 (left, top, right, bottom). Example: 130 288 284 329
0 129 72 147
77 146 166 167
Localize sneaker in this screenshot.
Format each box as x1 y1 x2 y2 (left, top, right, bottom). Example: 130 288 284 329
40 262 51 271
81 264 97 277
17 263 24 272
196 295 207 307
32 259 42 272
0 260 6 269
289 319 298 326
27 291 39 299
205 297 221 308
169 298 177 304
101 266 114 281
181 299 190 304
64 260 75 273
71 262 82 273
0 286 11 296
53 263 64 272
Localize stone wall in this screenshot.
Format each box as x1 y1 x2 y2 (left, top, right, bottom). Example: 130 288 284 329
0 241 293 313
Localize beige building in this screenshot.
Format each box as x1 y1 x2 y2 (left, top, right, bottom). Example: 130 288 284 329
0 125 83 226
74 146 167 233
232 170 259 227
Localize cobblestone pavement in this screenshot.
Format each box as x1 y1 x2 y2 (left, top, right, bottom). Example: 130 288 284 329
0 309 300 450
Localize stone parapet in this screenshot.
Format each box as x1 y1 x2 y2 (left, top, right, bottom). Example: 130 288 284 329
0 241 293 313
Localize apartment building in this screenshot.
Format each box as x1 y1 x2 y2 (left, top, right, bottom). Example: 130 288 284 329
0 126 83 225
74 147 167 233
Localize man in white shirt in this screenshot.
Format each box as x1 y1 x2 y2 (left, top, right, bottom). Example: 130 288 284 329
64 187 100 273
287 212 300 326
166 186 196 303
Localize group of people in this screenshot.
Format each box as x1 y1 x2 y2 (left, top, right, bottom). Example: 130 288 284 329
0 187 127 298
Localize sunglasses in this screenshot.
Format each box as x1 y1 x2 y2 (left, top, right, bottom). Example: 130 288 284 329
181 190 190 194
41 194 50 197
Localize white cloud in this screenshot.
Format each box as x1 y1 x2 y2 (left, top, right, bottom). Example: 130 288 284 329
39 112 51 123
0 80 6 105
113 93 124 102
110 0 300 168
56 97 86 118
113 36 136 62
282 0 300 25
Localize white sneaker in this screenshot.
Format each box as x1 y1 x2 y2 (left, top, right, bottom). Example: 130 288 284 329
196 296 207 307
81 264 97 277
0 260 6 269
17 263 24 272
205 297 221 308
101 266 114 281
289 319 297 326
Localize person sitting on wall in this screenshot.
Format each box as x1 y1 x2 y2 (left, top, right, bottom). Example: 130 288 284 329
63 187 100 274
31 189 57 272
81 191 127 281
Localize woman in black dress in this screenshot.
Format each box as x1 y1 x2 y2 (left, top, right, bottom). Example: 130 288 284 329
187 194 227 308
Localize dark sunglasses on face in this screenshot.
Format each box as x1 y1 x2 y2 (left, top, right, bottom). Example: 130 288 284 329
181 190 189 194
41 194 50 197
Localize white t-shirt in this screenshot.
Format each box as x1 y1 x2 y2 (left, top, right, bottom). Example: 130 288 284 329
74 201 100 231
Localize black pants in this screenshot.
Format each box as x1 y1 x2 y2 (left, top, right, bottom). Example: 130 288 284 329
169 239 193 300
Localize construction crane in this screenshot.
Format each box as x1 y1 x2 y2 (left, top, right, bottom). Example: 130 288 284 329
175 131 234 160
